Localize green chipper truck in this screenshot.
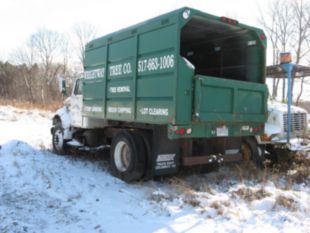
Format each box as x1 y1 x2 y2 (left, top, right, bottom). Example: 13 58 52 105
52 7 268 182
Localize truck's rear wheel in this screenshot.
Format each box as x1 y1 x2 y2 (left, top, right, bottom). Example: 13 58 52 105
241 137 265 168
52 122 67 155
110 130 146 182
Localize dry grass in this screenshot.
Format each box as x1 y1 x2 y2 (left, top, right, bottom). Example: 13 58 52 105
209 200 231 215
231 187 271 202
281 152 310 187
233 151 310 188
0 99 62 111
183 196 201 207
165 177 202 207
274 195 298 211
233 162 272 185
271 152 310 190
149 191 174 203
209 201 224 215
200 183 215 195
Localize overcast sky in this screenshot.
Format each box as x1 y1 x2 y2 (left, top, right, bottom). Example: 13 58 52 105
0 0 271 62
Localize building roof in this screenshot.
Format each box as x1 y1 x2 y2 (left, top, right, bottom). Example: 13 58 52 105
267 64 310 78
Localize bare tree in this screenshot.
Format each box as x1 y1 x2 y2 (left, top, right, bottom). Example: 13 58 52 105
5 27 75 105
258 1 281 98
72 23 98 66
290 0 310 104
291 0 310 64
30 29 63 82
258 1 294 100
10 42 38 102
258 0 310 103
29 28 69 103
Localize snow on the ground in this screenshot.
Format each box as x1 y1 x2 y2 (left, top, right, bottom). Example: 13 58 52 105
0 105 310 233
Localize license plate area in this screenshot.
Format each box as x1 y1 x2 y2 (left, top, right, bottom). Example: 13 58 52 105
216 126 228 137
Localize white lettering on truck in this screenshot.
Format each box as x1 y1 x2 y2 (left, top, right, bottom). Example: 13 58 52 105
107 107 132 114
83 68 105 80
139 108 169 116
109 86 131 93
83 106 103 113
155 154 176 170
138 54 174 73
109 62 132 77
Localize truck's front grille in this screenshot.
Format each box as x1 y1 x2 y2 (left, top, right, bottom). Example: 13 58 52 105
283 112 307 133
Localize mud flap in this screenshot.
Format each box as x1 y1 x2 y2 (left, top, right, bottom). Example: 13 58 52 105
153 153 179 176
151 126 180 176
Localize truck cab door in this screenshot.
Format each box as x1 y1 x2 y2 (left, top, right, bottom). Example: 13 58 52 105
70 78 83 127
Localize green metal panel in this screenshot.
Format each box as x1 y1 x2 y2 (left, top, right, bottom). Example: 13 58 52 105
138 24 176 54
194 75 267 122
84 46 106 68
82 7 268 138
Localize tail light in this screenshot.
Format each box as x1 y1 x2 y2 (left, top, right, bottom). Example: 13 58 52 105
253 125 264 133
220 17 238 25
260 33 266 40
175 128 185 135
175 127 192 136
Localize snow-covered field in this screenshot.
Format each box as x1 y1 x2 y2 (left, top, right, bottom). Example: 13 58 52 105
0 106 309 233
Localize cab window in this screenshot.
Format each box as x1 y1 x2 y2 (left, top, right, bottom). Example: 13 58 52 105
73 79 82 95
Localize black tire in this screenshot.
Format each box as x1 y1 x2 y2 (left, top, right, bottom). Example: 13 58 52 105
52 122 67 155
266 145 292 164
110 130 146 182
241 137 265 168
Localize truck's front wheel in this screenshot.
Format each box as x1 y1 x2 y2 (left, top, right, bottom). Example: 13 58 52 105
52 122 67 155
110 130 146 182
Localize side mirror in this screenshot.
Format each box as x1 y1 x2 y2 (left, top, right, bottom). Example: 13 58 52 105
59 78 67 97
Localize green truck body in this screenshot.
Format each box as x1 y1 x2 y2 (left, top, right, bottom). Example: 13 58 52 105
52 7 269 181
83 7 268 140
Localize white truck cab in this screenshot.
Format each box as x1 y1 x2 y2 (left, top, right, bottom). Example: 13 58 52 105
69 78 83 127
257 100 309 161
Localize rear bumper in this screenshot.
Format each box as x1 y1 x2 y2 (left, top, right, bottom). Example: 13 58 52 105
168 122 264 139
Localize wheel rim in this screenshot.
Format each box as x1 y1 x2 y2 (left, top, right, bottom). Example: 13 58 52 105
53 129 64 151
114 141 131 172
241 143 251 161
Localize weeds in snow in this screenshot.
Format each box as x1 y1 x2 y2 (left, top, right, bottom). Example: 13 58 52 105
209 200 231 215
149 190 174 203
274 195 298 212
168 177 202 207
231 187 271 202
286 152 310 185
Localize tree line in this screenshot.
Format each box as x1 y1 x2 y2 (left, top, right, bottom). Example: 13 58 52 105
0 23 97 105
